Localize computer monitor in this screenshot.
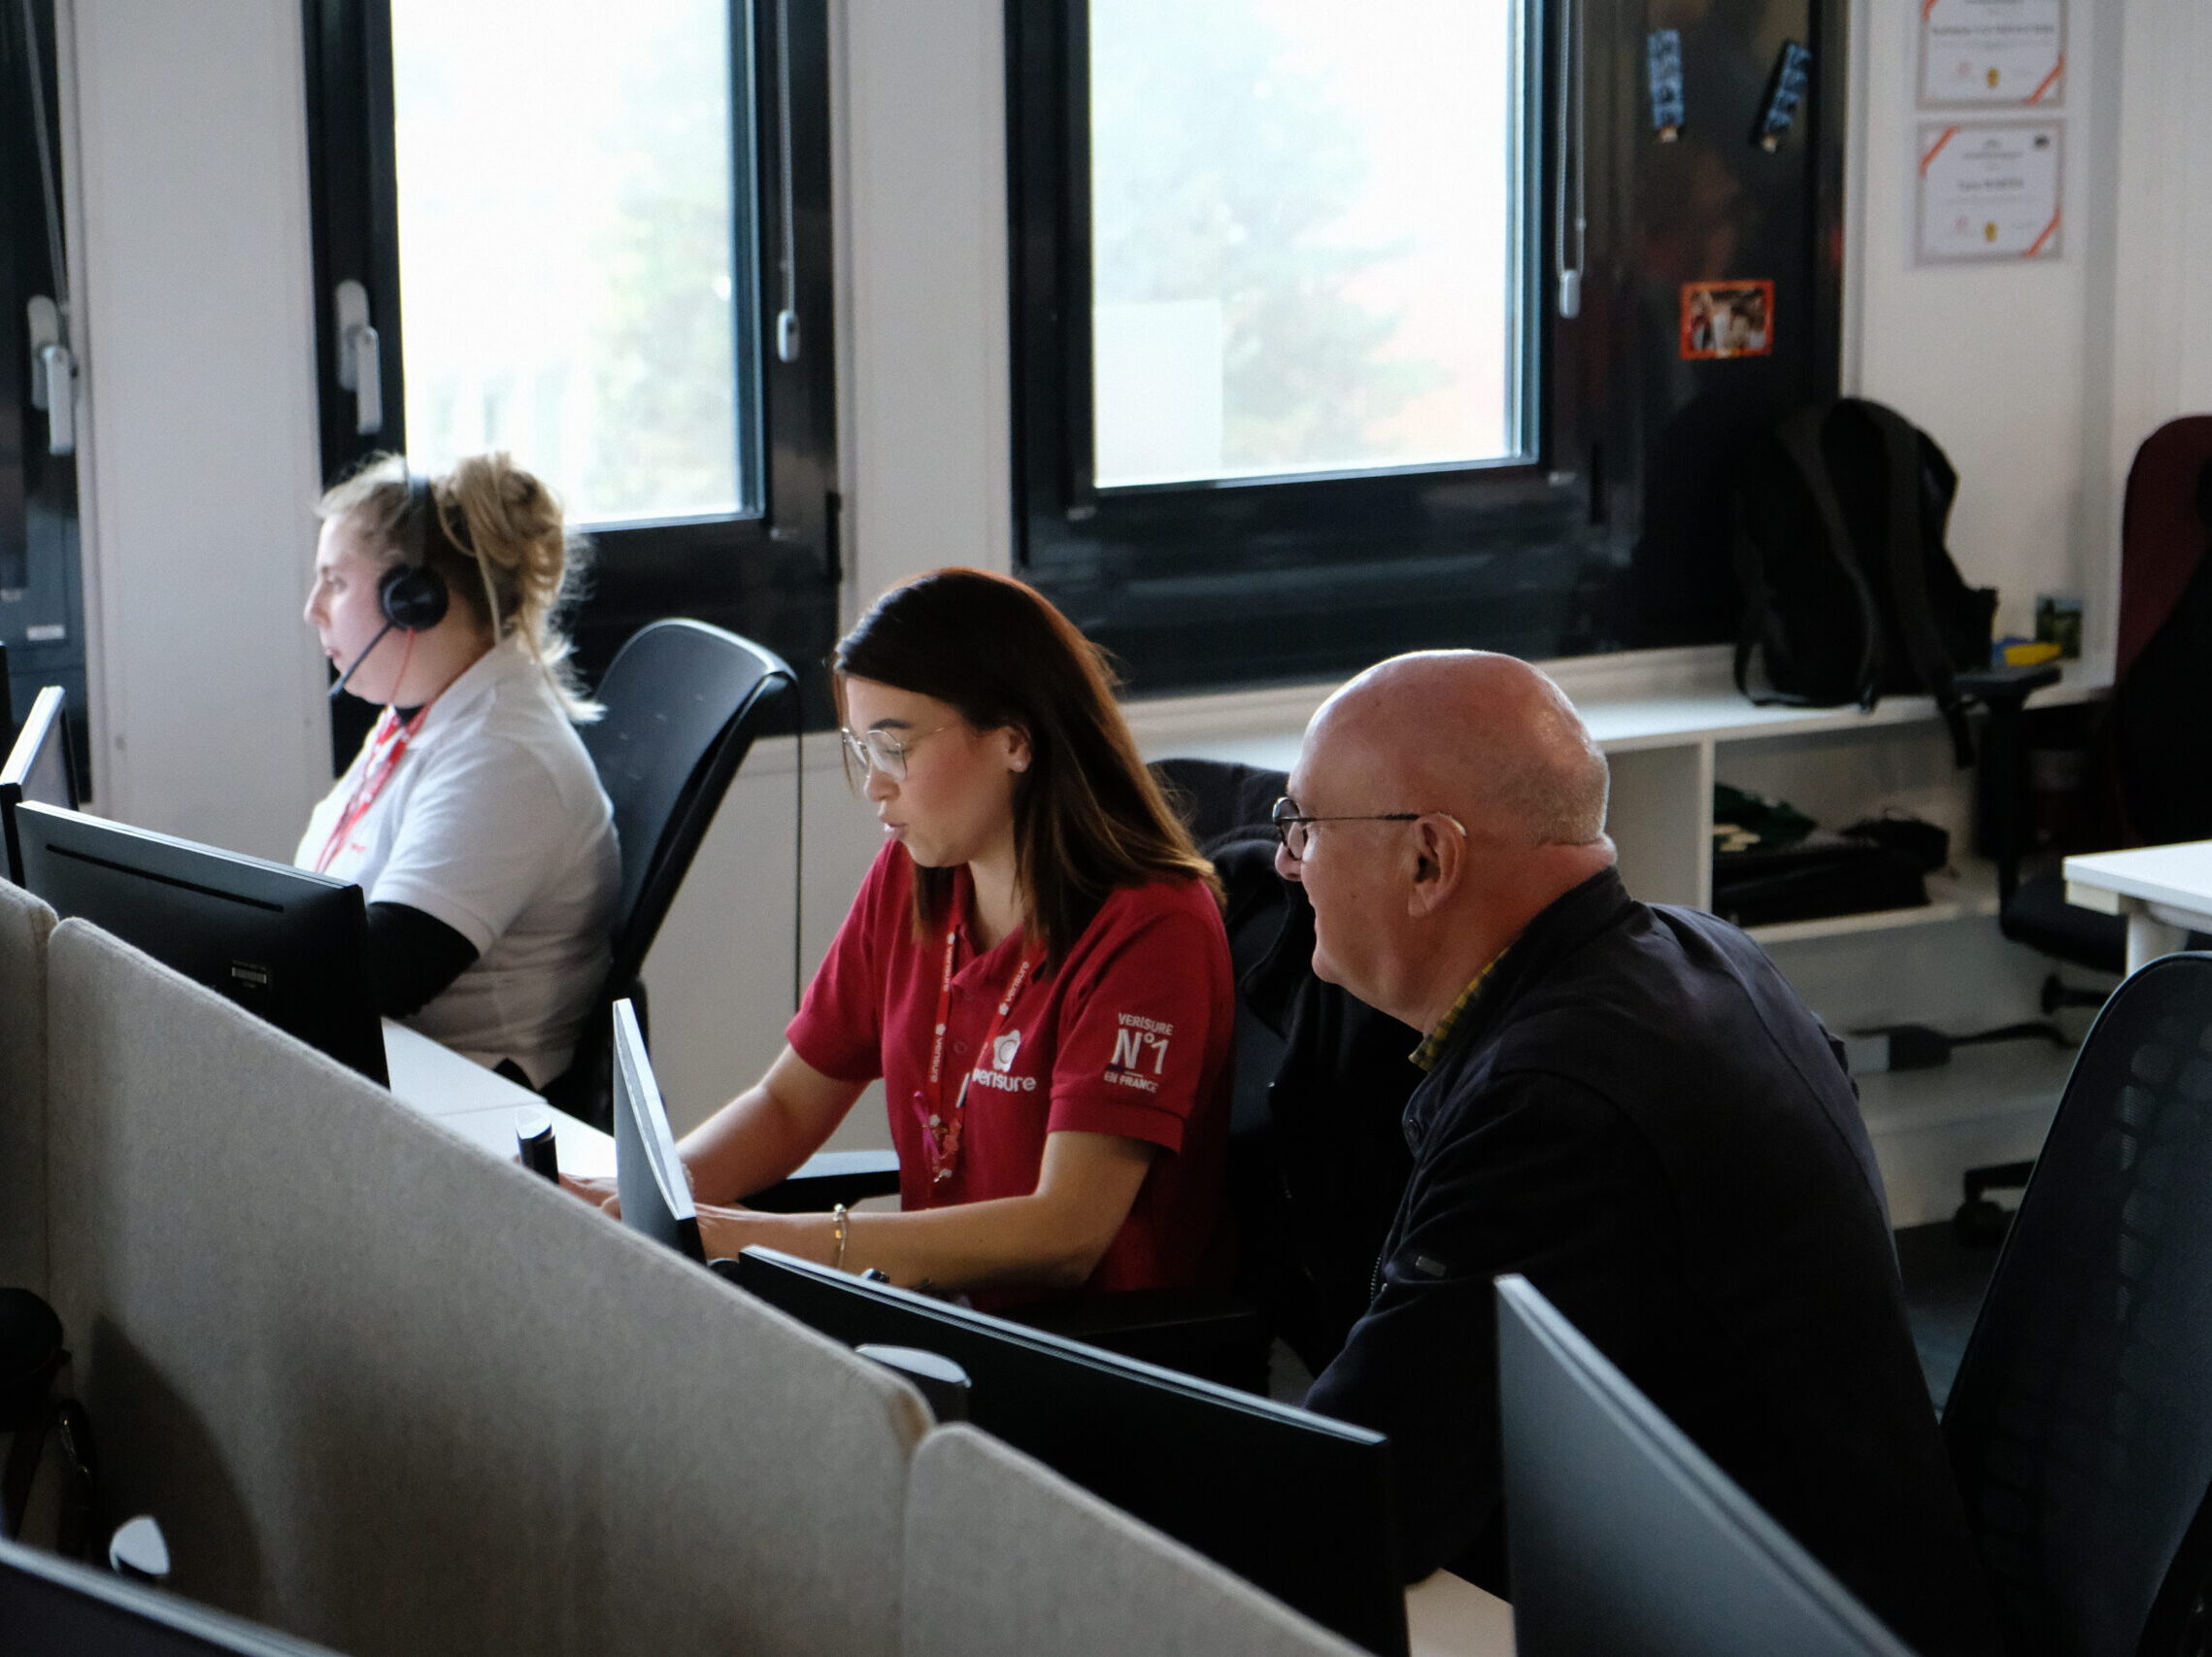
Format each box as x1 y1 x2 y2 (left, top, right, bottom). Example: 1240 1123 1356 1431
1 685 79 884
611 998 704 1263
14 801 388 1086
1495 1274 1917 1657
724 1246 1408 1657
0 1532 343 1655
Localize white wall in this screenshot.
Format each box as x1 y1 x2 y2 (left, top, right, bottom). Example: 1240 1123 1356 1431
1845 0 2120 656
65 0 330 859
57 0 2212 1144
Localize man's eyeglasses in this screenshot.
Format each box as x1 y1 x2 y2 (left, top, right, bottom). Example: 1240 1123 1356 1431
840 722 954 782
1270 796 1467 862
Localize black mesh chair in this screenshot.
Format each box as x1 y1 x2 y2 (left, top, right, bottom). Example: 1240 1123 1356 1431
545 621 793 1130
1942 952 2212 1657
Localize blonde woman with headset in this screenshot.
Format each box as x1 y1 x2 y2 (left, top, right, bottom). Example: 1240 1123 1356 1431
297 453 619 1089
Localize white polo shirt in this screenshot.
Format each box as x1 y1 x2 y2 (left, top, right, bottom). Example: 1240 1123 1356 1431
296 640 620 1087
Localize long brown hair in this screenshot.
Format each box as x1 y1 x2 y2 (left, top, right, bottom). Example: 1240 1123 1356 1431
835 568 1219 967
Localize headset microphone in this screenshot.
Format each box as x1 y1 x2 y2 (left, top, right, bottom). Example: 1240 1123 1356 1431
326 621 397 700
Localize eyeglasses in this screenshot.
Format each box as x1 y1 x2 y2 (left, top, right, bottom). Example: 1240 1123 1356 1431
840 722 955 782
1270 796 1467 863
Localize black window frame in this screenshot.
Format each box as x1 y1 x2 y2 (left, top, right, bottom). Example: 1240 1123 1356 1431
302 0 841 747
1006 0 1848 697
1 0 89 793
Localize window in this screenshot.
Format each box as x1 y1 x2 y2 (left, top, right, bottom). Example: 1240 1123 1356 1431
304 0 837 746
1086 0 1530 489
1 0 89 789
1009 0 1846 694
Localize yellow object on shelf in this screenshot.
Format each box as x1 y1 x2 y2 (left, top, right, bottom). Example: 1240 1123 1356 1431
2001 640 2063 667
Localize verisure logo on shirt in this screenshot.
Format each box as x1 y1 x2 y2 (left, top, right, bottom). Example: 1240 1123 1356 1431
1106 1013 1172 1093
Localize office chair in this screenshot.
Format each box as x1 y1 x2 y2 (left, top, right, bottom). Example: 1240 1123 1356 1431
1953 418 2212 1236
544 620 794 1131
1940 952 2212 1657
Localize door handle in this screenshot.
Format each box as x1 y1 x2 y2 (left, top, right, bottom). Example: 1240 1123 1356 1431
334 279 384 435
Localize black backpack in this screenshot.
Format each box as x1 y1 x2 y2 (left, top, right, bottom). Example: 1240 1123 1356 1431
1733 398 1997 762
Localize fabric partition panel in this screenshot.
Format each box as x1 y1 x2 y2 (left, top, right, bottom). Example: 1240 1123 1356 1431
43 919 930 1657
0 881 56 1292
900 1425 1365 1657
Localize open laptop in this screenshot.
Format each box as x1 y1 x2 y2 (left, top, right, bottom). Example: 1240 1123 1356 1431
610 998 705 1263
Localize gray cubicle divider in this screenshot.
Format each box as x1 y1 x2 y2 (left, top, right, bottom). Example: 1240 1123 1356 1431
900 1425 1366 1657
0 880 56 1292
43 919 933 1657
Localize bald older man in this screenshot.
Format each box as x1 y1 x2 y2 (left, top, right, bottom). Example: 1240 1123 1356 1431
1280 652 1996 1657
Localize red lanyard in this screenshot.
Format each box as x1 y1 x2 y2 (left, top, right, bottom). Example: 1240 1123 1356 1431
314 703 430 874
917 924 1039 1185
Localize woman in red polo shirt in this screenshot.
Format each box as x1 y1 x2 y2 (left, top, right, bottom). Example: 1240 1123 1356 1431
659 567 1231 1301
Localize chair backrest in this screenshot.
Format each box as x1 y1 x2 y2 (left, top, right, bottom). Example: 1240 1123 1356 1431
2118 416 2212 681
1147 757 1421 1374
1943 952 2212 1657
584 620 793 989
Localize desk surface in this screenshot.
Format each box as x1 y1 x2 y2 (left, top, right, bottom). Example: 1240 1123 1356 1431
2064 840 2212 914
382 1020 615 1177
1405 1571 1514 1657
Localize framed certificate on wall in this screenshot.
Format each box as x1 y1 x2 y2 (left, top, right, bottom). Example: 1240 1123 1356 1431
1915 121 2063 264
1919 0 2064 110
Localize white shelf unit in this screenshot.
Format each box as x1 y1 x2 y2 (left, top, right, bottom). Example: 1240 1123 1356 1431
1127 649 2107 923
1744 858 2003 947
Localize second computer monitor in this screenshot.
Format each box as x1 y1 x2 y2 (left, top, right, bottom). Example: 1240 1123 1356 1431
726 1245 1407 1657
611 998 705 1263
1496 1273 1917 1657
14 801 387 1085
0 685 78 884
0 1532 343 1656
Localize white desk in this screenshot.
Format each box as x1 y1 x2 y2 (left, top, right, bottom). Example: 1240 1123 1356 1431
2062 841 2212 973
1405 1571 1514 1656
381 1019 615 1176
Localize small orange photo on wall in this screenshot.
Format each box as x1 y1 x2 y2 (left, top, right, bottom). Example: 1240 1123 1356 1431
1680 280 1775 359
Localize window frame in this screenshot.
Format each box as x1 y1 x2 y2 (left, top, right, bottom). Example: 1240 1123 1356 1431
301 0 841 741
1005 0 1849 697
1 0 90 793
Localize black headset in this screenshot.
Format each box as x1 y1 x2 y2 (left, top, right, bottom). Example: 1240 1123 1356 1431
328 468 456 700
378 470 452 633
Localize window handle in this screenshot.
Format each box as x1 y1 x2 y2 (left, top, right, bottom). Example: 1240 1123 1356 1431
334 279 384 435
26 294 73 457
771 0 800 362
1554 0 1587 320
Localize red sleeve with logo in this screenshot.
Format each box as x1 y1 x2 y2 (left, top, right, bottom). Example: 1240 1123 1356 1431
785 843 904 1084
1045 885 1229 1154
